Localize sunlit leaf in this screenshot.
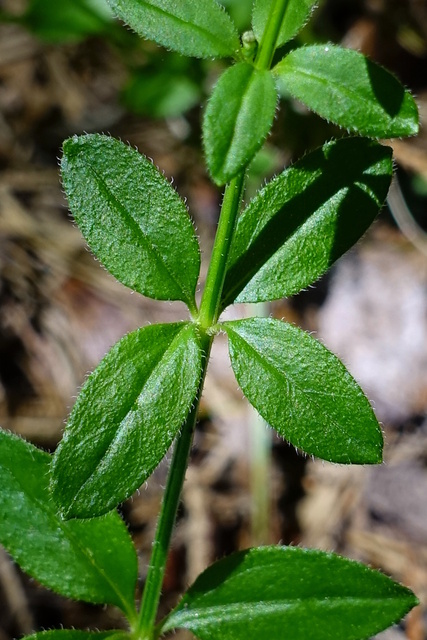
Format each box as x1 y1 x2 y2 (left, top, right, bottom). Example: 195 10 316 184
51 322 202 518
223 317 383 464
61 134 200 310
161 546 418 640
107 0 240 58
203 62 277 185
252 0 317 49
273 45 419 138
221 138 392 308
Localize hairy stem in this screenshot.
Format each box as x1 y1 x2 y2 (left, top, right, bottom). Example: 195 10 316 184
135 333 212 640
255 0 291 70
135 172 245 637
134 0 290 633
198 172 245 328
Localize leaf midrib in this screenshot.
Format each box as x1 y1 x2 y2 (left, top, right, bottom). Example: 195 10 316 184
83 160 192 304
2 458 134 616
68 324 192 508
227 323 361 452
216 66 256 177
278 59 383 123
223 178 343 308
167 594 410 629
129 0 235 53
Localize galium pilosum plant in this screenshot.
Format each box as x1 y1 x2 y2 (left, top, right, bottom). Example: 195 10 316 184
0 1 421 640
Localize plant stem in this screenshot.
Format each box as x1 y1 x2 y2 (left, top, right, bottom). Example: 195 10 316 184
250 408 271 545
255 0 290 70
198 173 245 328
135 172 245 638
135 334 212 640
134 1 290 633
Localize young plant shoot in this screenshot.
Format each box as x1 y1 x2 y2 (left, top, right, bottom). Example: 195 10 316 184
0 1 420 640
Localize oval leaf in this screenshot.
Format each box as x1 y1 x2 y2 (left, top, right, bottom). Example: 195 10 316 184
221 138 392 308
51 322 202 518
203 62 277 185
107 0 240 59
252 0 317 48
161 546 418 640
61 134 200 310
223 317 382 464
273 45 419 138
0 430 137 615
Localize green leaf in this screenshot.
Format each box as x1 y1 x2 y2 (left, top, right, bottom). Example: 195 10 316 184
220 0 252 32
160 546 418 640
23 0 112 42
273 45 419 138
221 138 392 308
61 134 200 311
0 430 137 615
107 0 240 59
51 322 202 519
123 69 200 119
23 632 128 640
223 317 382 464
203 62 277 185
252 0 317 48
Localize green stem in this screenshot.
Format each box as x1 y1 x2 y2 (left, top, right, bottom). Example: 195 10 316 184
250 409 271 545
255 0 291 70
135 172 245 638
135 334 212 640
133 1 291 633
198 173 245 328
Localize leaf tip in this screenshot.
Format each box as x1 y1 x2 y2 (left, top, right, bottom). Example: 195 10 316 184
359 436 383 465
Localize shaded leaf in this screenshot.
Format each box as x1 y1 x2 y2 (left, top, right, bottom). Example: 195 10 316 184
221 138 392 308
61 134 200 310
252 0 317 49
223 317 382 464
51 322 202 518
273 45 419 138
0 430 137 615
203 62 277 185
161 546 418 640
23 632 128 640
23 0 112 42
123 69 200 118
107 0 240 58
